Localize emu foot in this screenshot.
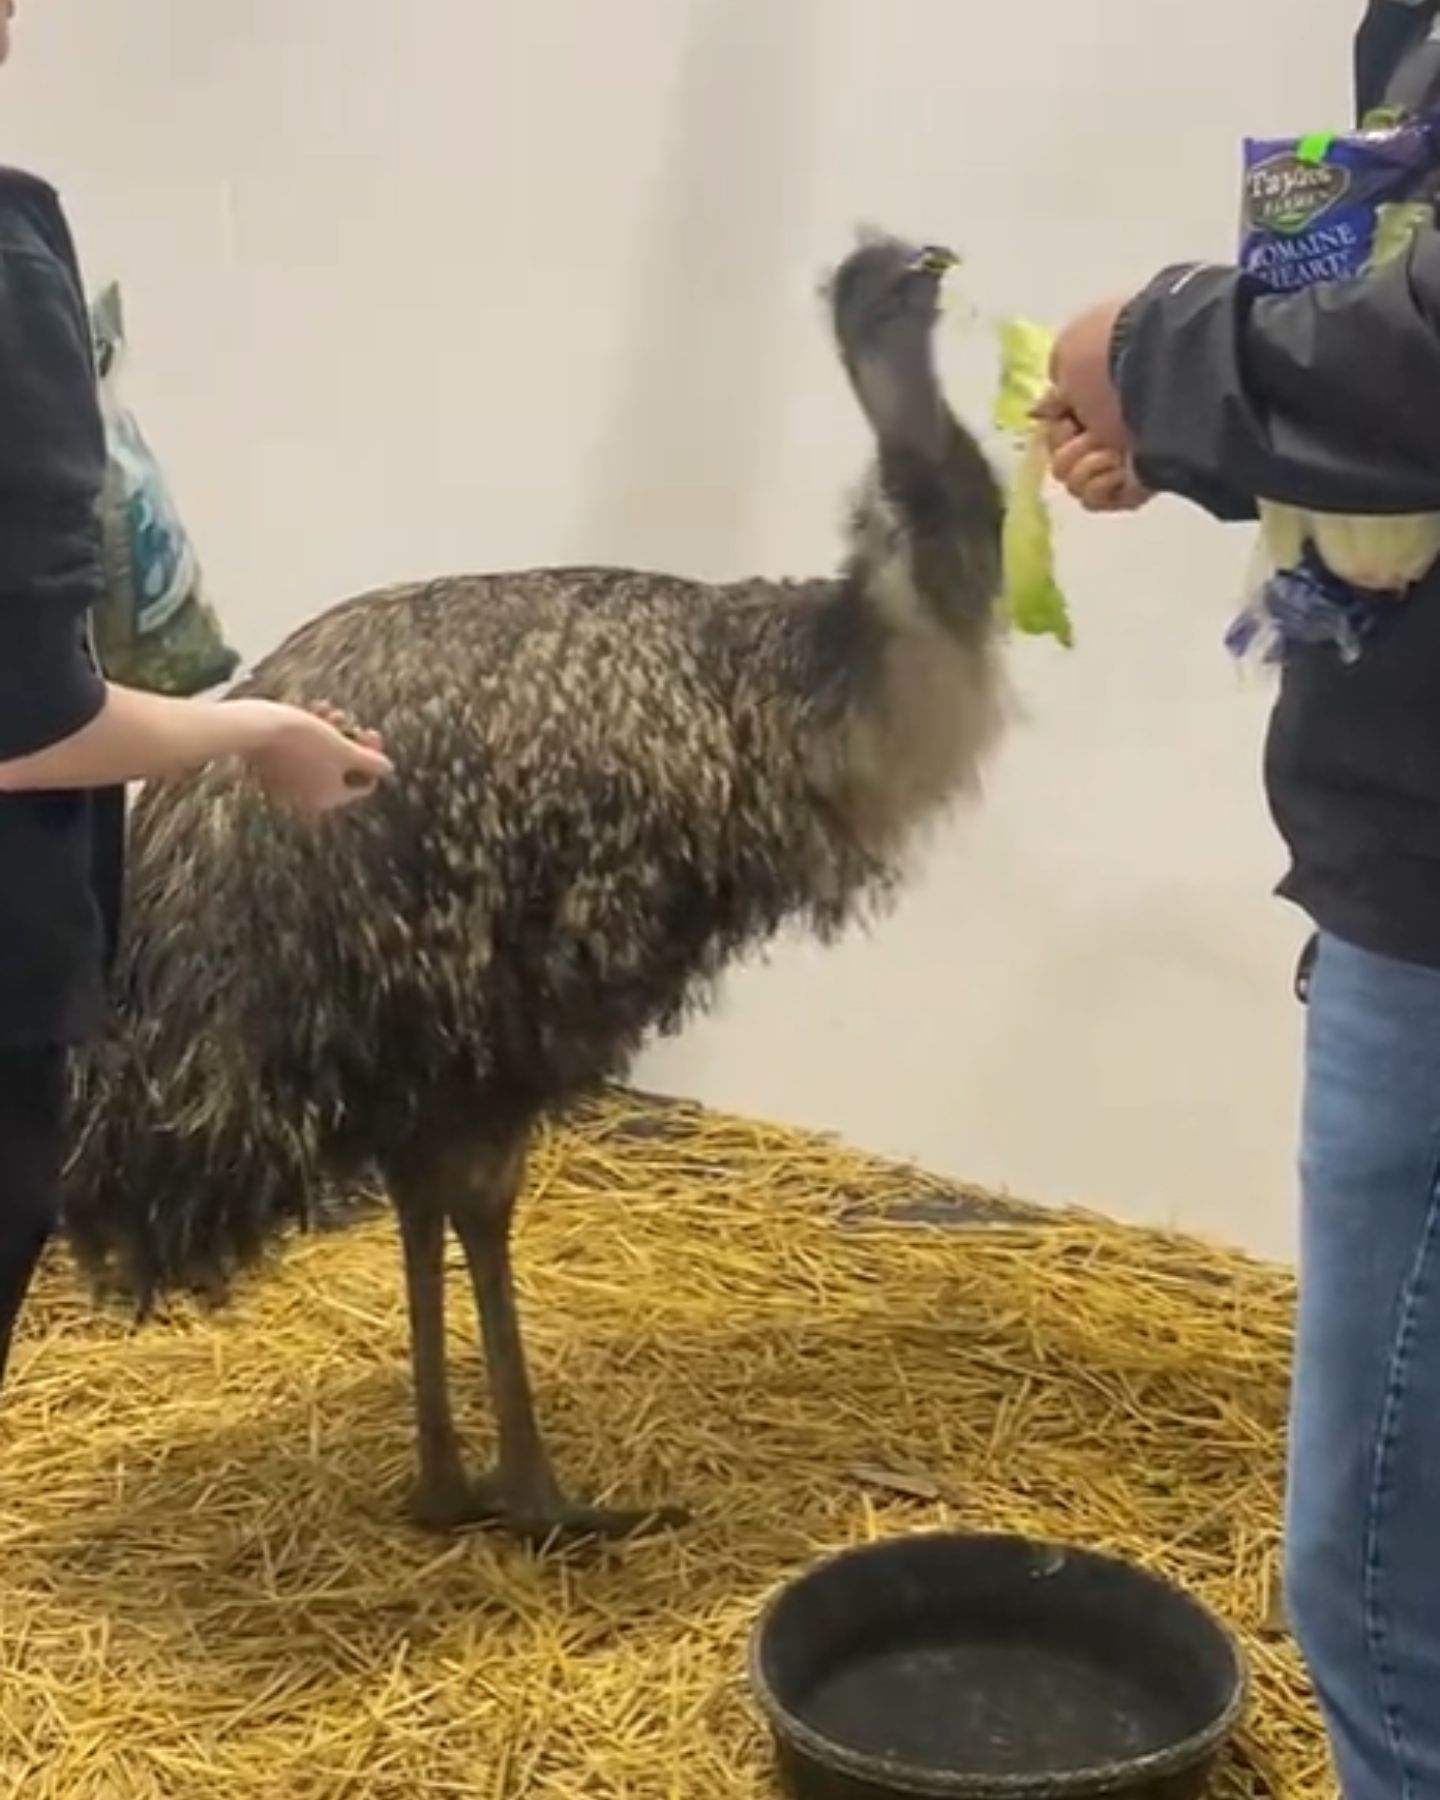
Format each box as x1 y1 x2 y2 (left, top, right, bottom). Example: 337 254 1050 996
410 1470 689 1547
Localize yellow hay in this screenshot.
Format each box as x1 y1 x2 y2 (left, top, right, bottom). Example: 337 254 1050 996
0 1091 1324 1800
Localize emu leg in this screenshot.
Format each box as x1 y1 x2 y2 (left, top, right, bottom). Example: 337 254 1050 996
446 1129 688 1546
391 1180 471 1529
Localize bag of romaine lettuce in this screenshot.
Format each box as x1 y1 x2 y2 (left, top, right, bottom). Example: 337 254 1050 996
1231 114 1440 664
1240 119 1440 292
89 283 241 696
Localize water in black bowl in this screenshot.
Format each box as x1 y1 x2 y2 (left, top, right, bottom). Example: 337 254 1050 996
802 1621 1195 1774
750 1533 1246 1800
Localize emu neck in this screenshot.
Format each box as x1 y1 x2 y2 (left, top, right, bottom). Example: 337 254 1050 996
848 333 948 466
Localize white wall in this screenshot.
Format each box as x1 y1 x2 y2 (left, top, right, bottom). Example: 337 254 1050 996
6 0 1359 1260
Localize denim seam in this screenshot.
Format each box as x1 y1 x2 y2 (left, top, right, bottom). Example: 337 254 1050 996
1361 1155 1440 1800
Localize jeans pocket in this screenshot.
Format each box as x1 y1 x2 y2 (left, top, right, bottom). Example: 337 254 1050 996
1295 932 1319 1006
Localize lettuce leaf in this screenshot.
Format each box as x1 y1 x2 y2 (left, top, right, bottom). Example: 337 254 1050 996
1003 435 1073 647
993 319 1053 435
993 320 1073 646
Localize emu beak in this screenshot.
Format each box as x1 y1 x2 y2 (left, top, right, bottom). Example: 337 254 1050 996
911 245 959 278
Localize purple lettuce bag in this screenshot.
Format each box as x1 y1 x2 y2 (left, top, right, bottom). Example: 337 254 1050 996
1228 115 1440 666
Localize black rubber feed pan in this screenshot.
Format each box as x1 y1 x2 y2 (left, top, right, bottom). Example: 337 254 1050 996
749 1533 1246 1800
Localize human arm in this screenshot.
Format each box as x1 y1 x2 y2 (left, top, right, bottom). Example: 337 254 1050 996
1114 237 1440 516
0 487 391 811
0 679 392 809
0 198 390 812
1044 229 1440 521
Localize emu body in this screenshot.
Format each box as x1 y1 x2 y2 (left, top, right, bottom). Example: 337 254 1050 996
64 234 1007 1542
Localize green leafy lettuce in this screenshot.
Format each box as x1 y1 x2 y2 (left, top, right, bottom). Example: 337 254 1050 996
992 319 1073 647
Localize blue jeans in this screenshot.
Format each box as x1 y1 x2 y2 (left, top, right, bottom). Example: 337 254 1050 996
1289 933 1440 1800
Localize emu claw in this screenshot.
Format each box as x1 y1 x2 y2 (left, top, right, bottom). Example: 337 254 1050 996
410 1472 689 1547
500 1499 691 1551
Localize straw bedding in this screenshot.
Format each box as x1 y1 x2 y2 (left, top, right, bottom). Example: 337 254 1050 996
0 1089 1323 1799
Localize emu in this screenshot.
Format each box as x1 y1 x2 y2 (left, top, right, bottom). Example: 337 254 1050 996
65 231 1008 1545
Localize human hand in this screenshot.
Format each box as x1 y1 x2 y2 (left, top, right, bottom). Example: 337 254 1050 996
1036 404 1153 515
1043 298 1132 450
240 700 393 814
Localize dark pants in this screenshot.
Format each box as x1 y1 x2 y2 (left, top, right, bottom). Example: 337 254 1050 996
0 1045 68 1391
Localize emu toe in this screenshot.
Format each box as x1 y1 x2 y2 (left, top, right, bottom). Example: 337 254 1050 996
410 1471 689 1546
500 1498 692 1551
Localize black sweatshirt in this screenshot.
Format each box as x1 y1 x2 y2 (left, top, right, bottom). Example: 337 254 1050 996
0 168 123 1047
1112 0 1440 967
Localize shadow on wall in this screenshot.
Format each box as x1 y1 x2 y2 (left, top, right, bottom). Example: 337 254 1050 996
640 868 1306 1265
576 0 819 573
950 893 1305 1252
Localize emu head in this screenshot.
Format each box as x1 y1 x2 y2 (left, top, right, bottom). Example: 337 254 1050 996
827 230 958 460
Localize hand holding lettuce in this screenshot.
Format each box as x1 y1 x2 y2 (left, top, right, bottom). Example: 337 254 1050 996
987 108 1440 667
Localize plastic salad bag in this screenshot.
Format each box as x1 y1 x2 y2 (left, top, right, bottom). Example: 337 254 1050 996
1230 112 1440 664
89 282 240 696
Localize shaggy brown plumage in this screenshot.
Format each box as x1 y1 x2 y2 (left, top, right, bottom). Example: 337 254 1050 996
63 231 1008 1543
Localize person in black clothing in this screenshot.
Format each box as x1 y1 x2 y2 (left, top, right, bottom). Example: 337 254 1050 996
1042 5 1440 1796
0 0 393 1392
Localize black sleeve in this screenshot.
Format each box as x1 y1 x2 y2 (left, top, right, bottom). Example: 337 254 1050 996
1112 228 1440 521
0 240 108 762
0 602 106 762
